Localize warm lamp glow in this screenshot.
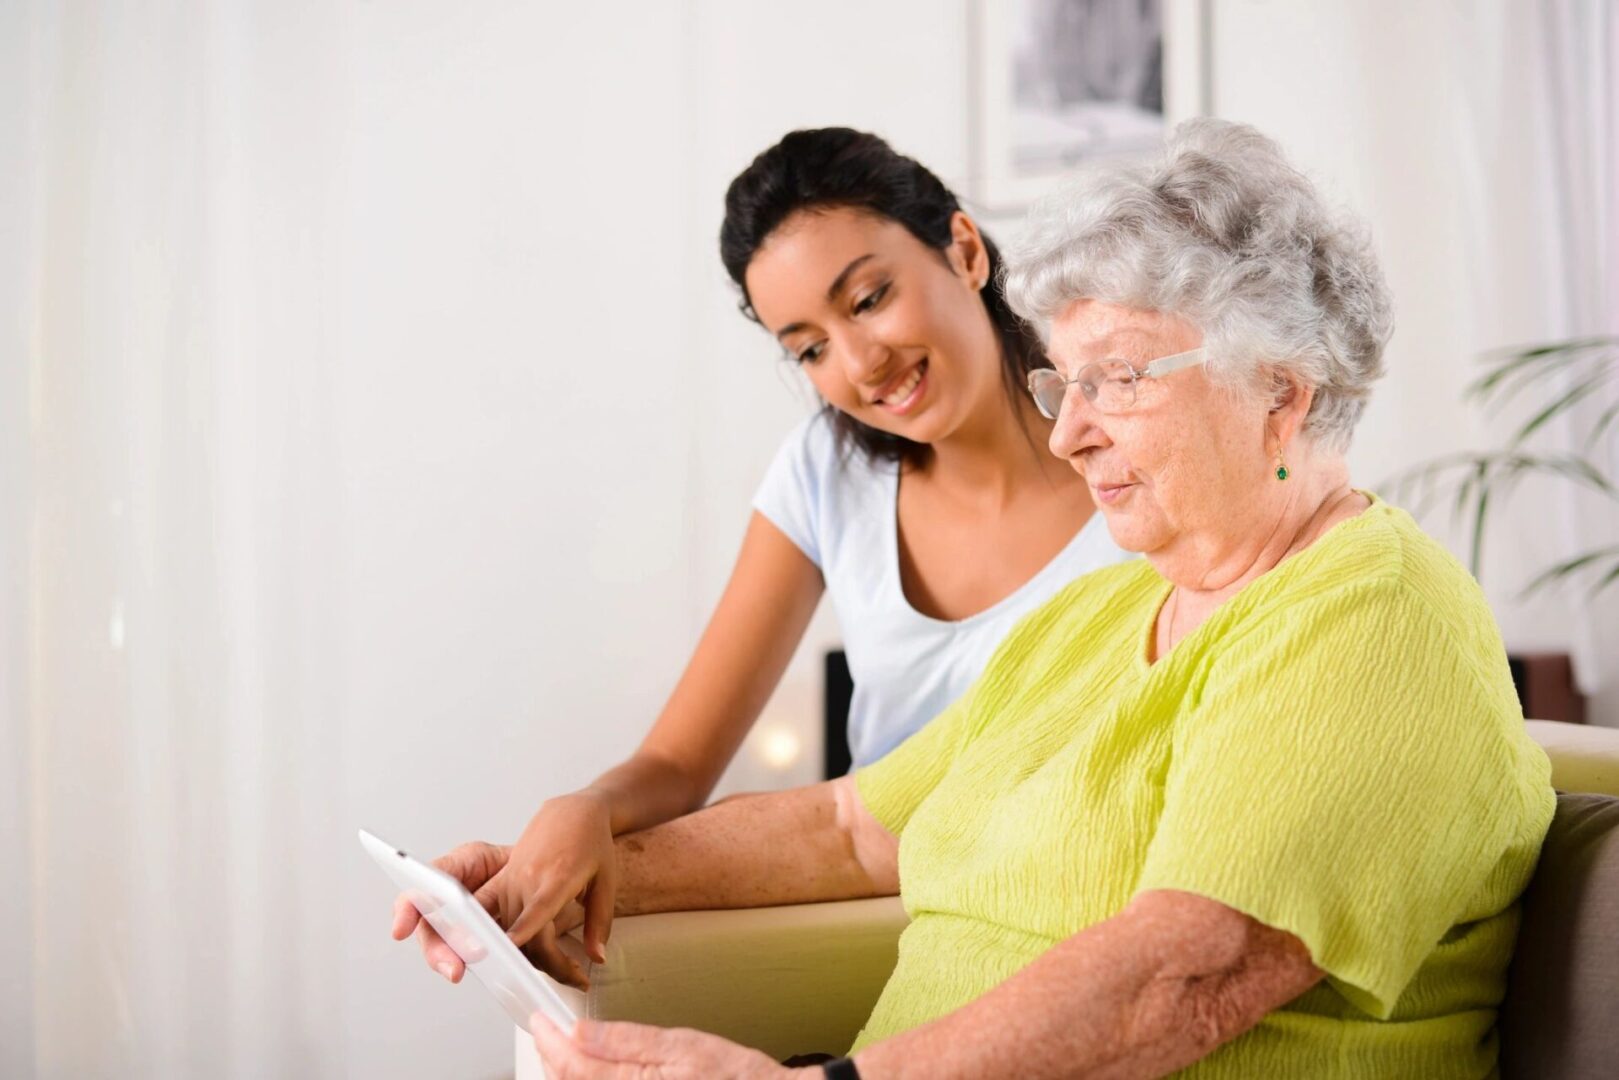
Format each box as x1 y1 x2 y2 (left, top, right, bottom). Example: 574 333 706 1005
757 725 802 771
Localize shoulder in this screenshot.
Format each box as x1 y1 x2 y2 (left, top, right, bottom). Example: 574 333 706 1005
999 558 1161 662
1058 556 1162 608
1265 499 1498 644
756 410 893 570
768 410 886 488
783 408 838 458
1199 500 1525 739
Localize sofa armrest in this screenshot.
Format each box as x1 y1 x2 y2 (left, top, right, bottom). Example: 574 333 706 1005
1526 719 1619 797
515 896 908 1076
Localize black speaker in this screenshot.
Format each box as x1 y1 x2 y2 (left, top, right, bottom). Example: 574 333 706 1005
823 649 854 779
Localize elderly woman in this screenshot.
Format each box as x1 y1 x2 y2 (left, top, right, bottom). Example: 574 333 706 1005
468 120 1554 1078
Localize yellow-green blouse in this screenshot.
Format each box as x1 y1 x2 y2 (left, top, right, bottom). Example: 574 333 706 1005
852 498 1554 1077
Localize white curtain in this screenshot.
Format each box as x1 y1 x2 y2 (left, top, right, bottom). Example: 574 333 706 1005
4 3 349 1075
1539 1 1619 717
7 2 716 1075
1454 1 1619 720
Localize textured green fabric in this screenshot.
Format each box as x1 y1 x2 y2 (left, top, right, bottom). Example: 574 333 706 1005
852 499 1554 1076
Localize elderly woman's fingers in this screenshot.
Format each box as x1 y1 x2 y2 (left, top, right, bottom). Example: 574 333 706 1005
390 893 421 940
529 1016 587 1079
532 1014 794 1080
388 840 513 982
430 840 511 894
390 894 463 981
414 919 465 982
532 1016 639 1080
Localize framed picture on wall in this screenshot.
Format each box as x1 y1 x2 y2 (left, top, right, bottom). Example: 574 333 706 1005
968 0 1211 213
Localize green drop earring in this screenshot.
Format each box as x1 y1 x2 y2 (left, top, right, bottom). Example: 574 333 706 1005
1275 448 1290 481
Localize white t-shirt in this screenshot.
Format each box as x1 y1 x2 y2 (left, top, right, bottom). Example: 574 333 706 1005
753 412 1135 767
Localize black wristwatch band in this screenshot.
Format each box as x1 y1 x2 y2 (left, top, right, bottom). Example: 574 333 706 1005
821 1058 860 1079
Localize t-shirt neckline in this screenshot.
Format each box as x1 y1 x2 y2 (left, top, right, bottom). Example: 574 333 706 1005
885 464 1110 630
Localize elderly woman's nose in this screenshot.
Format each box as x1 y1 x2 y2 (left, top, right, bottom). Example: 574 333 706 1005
1048 394 1100 460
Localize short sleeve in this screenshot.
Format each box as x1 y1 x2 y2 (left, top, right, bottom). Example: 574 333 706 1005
855 684 979 837
751 413 832 568
1136 582 1540 1019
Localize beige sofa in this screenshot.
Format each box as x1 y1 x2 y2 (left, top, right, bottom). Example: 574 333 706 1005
518 719 1619 1078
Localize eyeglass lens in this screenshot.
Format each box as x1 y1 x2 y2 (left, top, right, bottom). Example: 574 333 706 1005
1029 361 1137 419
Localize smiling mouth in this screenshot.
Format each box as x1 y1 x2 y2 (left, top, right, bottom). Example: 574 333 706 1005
872 358 928 411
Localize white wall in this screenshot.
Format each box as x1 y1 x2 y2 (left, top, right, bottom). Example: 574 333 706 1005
331 5 704 1075
331 2 981 1076
5 3 1612 1079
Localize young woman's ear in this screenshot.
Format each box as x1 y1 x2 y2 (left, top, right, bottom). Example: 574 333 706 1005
947 211 990 290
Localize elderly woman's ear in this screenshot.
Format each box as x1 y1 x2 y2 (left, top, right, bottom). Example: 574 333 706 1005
1265 371 1317 454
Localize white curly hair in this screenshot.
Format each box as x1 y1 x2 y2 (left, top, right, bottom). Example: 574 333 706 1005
1002 119 1395 451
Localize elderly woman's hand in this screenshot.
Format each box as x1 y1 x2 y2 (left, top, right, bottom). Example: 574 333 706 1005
531 1016 801 1080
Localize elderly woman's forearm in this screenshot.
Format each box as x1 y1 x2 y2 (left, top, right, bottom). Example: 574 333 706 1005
611 778 896 916
852 890 1321 1080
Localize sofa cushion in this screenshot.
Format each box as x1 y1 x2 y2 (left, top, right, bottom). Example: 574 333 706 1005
1499 791 1619 1079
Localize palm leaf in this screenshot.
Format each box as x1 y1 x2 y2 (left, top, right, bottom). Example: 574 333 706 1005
1467 337 1615 405
1404 338 1619 599
1507 364 1619 447
1519 544 1619 598
1451 458 1485 533
1585 397 1619 452
1509 453 1617 496
1384 452 1618 581
1381 453 1486 520
1470 351 1585 409
1469 483 1490 576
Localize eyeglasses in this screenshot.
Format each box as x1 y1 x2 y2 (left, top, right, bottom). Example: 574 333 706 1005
1026 348 1206 419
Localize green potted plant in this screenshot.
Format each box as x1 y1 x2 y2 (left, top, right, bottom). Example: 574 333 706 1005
1385 336 1619 595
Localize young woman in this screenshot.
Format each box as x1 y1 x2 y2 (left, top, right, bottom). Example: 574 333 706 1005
391 128 1131 987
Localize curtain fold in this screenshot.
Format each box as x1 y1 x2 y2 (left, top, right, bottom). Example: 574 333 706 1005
1525 1 1617 707
8 2 348 1074
1446 0 1618 715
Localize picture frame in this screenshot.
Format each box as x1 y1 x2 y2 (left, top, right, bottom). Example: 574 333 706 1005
968 0 1213 214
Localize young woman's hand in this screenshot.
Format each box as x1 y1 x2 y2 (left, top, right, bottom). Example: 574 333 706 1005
462 791 620 989
532 1016 800 1080
388 832 594 989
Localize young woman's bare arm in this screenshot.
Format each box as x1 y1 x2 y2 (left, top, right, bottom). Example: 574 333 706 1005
603 511 827 827
395 513 824 985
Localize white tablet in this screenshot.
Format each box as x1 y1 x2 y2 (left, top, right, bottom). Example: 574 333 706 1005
359 829 578 1034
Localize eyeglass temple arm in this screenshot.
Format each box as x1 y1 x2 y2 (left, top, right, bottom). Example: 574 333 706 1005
1143 348 1205 377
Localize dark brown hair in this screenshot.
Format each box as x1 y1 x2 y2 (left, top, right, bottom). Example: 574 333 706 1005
719 127 1049 466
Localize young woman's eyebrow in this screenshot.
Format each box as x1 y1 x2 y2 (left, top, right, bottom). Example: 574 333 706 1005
773 254 879 341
